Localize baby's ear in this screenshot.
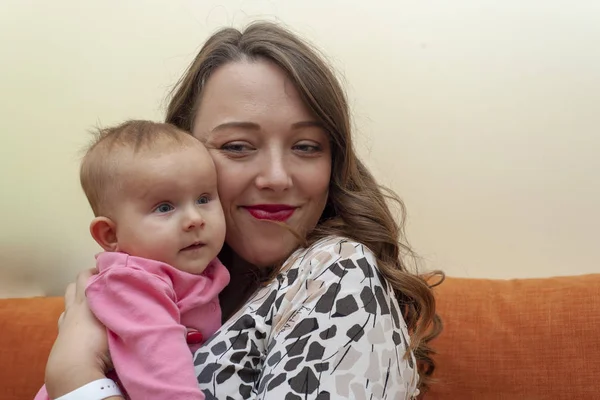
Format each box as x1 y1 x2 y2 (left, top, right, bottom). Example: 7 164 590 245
90 217 118 252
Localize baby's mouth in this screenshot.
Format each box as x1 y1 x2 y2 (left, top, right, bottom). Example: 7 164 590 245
181 242 205 252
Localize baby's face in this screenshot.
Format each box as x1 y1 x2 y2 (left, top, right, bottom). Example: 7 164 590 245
112 142 226 274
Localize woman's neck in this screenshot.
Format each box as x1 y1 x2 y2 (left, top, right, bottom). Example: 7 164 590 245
218 246 270 321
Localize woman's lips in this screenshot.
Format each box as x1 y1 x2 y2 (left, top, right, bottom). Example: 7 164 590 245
243 204 297 222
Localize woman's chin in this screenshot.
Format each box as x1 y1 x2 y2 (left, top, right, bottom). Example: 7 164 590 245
241 236 300 268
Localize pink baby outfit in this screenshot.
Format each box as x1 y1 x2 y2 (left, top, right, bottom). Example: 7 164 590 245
35 252 230 400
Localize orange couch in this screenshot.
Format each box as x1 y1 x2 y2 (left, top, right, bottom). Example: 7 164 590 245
1 274 599 400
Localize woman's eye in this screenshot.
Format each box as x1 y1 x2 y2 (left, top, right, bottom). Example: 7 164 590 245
293 143 321 154
154 203 174 213
221 142 253 153
196 196 210 205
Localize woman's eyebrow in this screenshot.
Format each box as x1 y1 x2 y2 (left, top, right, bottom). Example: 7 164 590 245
211 120 324 132
211 121 260 132
291 120 324 129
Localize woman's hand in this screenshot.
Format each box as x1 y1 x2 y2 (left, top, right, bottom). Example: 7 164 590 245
44 268 112 398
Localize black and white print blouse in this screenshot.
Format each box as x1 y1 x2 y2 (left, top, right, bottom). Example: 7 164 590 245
193 236 420 399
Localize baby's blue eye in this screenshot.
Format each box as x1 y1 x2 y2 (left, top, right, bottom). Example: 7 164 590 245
154 203 174 213
196 196 210 205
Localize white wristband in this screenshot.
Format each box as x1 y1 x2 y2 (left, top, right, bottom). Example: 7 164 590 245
54 378 123 400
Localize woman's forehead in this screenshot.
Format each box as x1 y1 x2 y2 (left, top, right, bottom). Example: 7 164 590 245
193 59 317 134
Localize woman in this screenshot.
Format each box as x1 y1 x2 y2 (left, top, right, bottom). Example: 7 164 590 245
44 21 442 399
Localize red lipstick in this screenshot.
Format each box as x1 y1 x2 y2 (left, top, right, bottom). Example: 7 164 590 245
244 204 296 222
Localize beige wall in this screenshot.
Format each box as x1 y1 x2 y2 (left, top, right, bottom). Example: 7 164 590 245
1 1 598 297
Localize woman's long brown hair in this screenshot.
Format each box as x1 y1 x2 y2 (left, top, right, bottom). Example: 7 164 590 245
166 21 444 393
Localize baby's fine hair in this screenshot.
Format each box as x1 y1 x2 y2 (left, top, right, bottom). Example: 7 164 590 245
80 120 194 217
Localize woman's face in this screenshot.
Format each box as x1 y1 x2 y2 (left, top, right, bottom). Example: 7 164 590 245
192 59 331 267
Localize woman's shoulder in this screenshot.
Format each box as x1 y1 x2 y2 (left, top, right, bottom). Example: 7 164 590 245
281 235 383 282
197 235 419 399
301 235 374 256
287 235 378 267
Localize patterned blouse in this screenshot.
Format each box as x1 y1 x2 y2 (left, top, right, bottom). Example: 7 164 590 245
193 236 420 399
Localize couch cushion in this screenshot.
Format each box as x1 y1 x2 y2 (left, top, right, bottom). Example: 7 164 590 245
2 276 599 399
0 296 63 400
428 274 600 400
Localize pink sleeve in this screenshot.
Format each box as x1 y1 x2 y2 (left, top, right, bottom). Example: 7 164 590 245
33 385 49 400
87 268 204 400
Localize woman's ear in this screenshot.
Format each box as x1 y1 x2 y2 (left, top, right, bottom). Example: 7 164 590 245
90 217 118 252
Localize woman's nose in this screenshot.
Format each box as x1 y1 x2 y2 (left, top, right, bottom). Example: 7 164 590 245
255 152 292 192
184 207 205 231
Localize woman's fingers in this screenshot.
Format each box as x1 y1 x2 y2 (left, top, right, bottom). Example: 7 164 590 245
46 267 109 397
64 283 76 308
60 268 98 330
57 311 65 331
75 268 97 300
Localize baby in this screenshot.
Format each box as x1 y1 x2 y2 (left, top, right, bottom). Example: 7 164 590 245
35 120 229 400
